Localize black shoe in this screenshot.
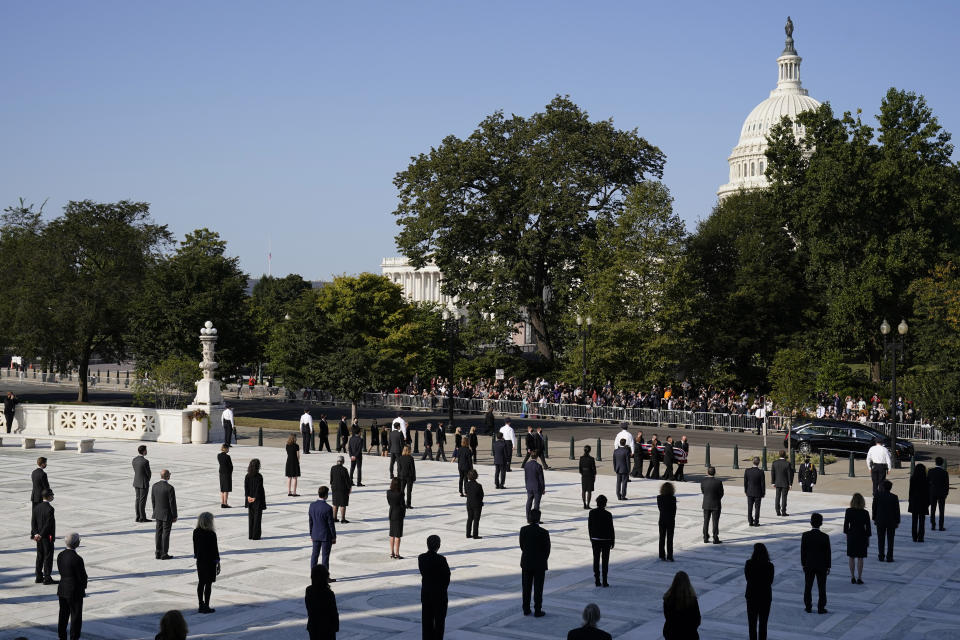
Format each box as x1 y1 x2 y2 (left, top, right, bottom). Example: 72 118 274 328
35 577 43 583
341 519 350 524
595 578 601 586
667 557 674 562
328 578 336 583
523 609 531 616
856 578 864 585
43 579 59 585
713 538 721 544
940 527 946 531
160 554 173 560
818 608 828 614
473 535 483 539
142 519 153 522
534 610 545 617
805 607 812 613
704 538 710 544
887 557 894 562
851 577 856 584
783 512 790 516
602 581 609 587
660 555 666 561
776 511 781 517
357 483 365 487
879 555 885 561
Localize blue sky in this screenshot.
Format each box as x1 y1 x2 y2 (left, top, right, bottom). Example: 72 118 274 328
2 1 958 281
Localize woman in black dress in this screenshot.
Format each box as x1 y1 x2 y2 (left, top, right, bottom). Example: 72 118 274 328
368 420 380 454
397 445 416 508
192 511 220 614
909 463 929 542
658 482 677 561
387 478 406 559
218 444 233 508
285 434 301 497
330 456 351 524
579 444 597 509
380 425 390 457
457 436 473 496
305 563 339 640
244 458 266 540
662 570 701 640
744 543 773 640
469 426 479 463
631 431 645 478
843 492 871 584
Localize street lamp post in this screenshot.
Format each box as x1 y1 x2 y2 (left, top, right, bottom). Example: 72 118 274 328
880 318 908 467
575 314 592 396
443 310 460 428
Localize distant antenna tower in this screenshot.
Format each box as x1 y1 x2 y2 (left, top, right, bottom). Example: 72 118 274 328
268 236 272 277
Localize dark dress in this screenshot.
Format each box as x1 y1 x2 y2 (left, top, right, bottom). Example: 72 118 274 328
218 452 233 493
744 558 773 640
192 528 220 583
330 465 350 507
305 583 339 640
285 443 301 478
843 507 871 558
579 454 597 492
387 489 406 538
663 595 701 640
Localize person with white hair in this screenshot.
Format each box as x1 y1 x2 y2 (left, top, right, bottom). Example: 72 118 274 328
566 603 612 640
56 532 87 640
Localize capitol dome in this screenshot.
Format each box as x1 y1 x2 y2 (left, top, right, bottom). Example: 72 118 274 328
717 17 821 198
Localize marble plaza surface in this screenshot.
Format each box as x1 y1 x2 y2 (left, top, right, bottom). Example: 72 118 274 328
2 441 960 639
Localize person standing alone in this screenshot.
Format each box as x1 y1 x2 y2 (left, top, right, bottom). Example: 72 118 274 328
299 409 313 454
588 495 614 586
744 457 765 526
928 456 949 531
701 466 723 544
151 469 178 559
744 543 773 640
801 512 831 614
493 432 508 489
3 390 19 433
133 445 152 523
31 489 57 584
348 426 364 487
31 456 51 508
613 439 630 500
222 403 235 446
419 535 450 640
245 459 266 540
464 469 484 539
866 439 892 495
308 486 337 573
770 450 794 516
872 479 900 562
519 509 550 617
57 532 87 640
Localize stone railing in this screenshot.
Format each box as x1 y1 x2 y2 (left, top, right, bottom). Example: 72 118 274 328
2 404 199 444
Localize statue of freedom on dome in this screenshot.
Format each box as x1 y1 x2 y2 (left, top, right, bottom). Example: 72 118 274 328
785 16 793 38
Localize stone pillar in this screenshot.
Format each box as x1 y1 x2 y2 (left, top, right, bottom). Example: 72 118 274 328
187 320 225 444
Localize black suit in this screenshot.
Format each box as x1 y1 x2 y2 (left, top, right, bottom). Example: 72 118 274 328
132 455 151 521
245 472 266 540
31 500 55 581
662 444 675 480
434 425 447 461
770 458 794 515
701 476 723 541
744 558 773 640
419 549 450 640
465 479 484 537
613 446 630 499
389 429 405 477
398 455 417 507
588 507 614 583
336 419 349 452
348 435 364 485
645 441 661 478
519 522 550 614
151 480 177 557
801 528 831 612
305 583 339 640
31 467 50 505
317 419 331 452
657 494 677 560
421 427 434 460
57 548 87 640
218 452 233 493
493 440 508 488
744 466 765 525
928 466 949 529
872 489 901 560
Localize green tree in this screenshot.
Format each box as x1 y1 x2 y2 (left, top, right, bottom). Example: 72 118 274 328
393 95 665 364
249 274 312 377
769 347 814 414
684 190 808 387
814 349 855 396
766 89 960 375
564 181 695 387
128 228 254 378
0 200 171 401
131 355 197 409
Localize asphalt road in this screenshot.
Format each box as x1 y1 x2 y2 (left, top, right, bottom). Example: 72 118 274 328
5 380 957 465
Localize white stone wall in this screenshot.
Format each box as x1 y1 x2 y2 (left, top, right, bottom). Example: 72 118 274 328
7 404 193 444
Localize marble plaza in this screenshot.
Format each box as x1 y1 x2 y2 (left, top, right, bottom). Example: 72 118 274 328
2 440 960 639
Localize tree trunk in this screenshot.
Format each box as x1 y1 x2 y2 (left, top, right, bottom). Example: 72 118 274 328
528 306 553 361
351 401 358 423
870 358 881 383
77 354 90 403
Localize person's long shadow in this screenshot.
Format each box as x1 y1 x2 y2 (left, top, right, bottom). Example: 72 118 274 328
220 546 303 556
91 567 196 580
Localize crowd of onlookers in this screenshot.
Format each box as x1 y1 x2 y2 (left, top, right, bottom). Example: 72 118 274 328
387 377 922 424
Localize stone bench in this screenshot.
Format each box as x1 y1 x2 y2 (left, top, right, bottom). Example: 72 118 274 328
0 435 95 453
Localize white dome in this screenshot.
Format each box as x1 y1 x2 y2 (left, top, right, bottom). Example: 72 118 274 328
718 18 821 198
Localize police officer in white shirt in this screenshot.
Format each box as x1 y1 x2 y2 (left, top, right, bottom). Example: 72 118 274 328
222 405 235 446
300 410 314 454
866 439 892 495
499 419 517 472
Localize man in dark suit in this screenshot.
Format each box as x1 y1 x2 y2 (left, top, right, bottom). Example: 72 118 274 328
928 456 949 531
662 436 676 480
317 414 331 452
701 466 723 543
389 425 404 479
493 432 508 489
588 494 614 587
421 422 434 461
801 512 831 614
520 509 551 617
522 426 537 466
524 454 545 520
132 445 152 523
613 439 630 500
31 489 57 584
3 390 19 433
348 426 364 487
872 479 900 562
336 417 349 452
464 469 484 538
57 532 87 640
744 457 765 526
151 469 178 559
434 422 447 462
308 486 337 572
419 534 450 640
31 456 51 507
645 435 661 479
535 426 550 469
770 450 794 516
675 435 689 481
